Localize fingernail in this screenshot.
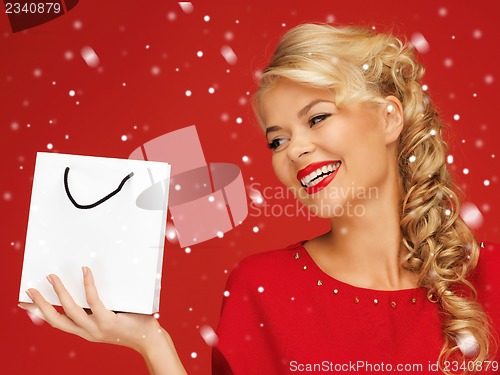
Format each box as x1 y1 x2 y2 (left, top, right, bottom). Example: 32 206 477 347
46 275 53 285
25 289 33 299
82 266 88 276
17 303 25 310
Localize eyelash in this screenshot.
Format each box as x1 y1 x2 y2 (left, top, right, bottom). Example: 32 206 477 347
267 138 285 150
308 113 332 126
267 113 332 151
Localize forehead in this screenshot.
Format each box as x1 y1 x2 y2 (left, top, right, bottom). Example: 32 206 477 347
260 80 334 125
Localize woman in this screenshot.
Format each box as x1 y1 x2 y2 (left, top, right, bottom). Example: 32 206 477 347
19 23 498 374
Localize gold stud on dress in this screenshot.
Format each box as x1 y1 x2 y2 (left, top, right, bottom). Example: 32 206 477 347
480 242 485 248
391 301 397 309
303 265 307 270
411 298 417 304
354 297 360 304
333 289 338 294
373 299 378 304
317 280 323 286
294 253 300 259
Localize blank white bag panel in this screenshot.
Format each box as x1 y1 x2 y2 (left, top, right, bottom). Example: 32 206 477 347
19 152 170 314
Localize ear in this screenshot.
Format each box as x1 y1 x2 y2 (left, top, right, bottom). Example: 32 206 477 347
382 95 404 145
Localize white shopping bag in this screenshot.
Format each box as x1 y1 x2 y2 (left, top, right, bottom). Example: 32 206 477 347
19 152 170 314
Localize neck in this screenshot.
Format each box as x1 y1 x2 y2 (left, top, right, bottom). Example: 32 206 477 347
309 175 417 290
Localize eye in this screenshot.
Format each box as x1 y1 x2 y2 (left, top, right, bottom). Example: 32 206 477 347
267 138 287 151
308 113 332 126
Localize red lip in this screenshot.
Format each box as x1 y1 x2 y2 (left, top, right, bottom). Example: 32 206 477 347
296 160 340 181
296 160 341 195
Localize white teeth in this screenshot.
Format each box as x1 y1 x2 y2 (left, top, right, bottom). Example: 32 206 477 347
299 162 341 188
312 176 322 186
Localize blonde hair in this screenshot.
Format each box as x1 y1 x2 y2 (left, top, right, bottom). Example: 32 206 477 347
254 23 495 373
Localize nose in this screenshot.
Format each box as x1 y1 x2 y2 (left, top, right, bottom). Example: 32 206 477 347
286 132 315 162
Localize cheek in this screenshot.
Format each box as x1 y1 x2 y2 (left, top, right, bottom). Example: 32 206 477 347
272 154 295 187
271 155 286 183
349 142 389 188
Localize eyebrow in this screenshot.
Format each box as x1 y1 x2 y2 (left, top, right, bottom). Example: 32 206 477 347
265 99 334 136
297 99 333 118
265 125 281 136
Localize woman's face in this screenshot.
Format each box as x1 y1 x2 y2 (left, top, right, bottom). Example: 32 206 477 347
261 79 401 218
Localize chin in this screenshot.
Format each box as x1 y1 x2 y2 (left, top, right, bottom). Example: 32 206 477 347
304 197 366 219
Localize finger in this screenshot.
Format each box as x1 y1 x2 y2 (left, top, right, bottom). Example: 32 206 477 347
82 266 108 317
24 289 94 341
18 301 47 322
47 274 97 333
18 302 35 310
18 302 45 317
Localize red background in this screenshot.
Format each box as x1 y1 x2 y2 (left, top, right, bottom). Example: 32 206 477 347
1 1 499 373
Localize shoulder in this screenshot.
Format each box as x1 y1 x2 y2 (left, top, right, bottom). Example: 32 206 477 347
471 242 500 345
234 241 304 270
471 241 500 291
478 241 500 268
217 241 304 320
214 242 306 373
222 241 305 296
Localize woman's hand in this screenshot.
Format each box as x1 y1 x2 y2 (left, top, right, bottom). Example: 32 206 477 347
18 267 187 375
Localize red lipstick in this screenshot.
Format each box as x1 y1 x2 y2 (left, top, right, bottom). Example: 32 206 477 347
297 160 341 195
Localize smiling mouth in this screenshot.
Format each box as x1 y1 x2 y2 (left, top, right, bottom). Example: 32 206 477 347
300 161 341 188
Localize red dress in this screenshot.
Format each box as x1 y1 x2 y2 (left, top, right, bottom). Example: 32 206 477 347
213 241 500 374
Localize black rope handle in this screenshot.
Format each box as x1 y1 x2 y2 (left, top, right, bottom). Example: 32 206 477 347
64 167 134 209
